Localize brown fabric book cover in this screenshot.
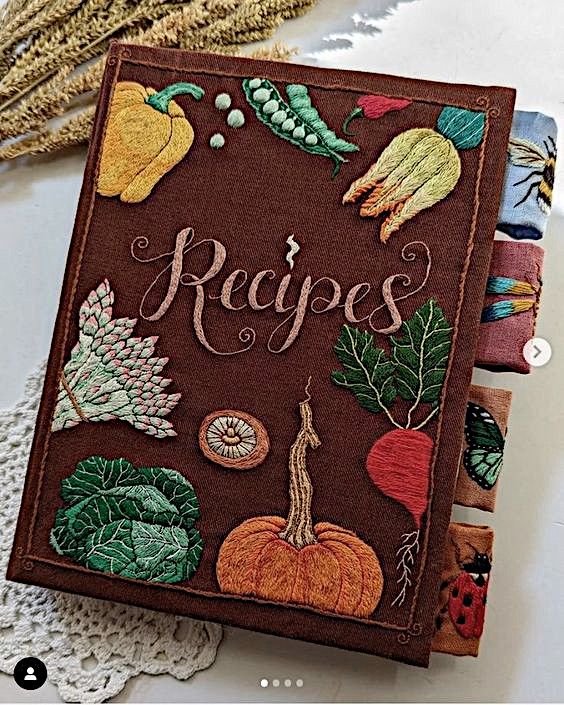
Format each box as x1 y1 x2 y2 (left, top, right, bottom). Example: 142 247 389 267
7 43 515 667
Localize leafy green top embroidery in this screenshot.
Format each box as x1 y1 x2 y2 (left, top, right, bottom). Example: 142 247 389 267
332 299 452 430
50 456 203 584
331 298 453 607
242 78 359 177
53 279 180 438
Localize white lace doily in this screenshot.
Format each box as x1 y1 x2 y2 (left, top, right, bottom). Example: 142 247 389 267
0 363 223 703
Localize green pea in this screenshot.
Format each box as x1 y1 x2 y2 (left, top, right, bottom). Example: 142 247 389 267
305 133 318 146
209 133 225 149
281 118 296 132
214 93 231 110
227 109 245 128
252 88 270 103
248 78 262 89
263 99 279 115
292 125 306 139
271 110 287 125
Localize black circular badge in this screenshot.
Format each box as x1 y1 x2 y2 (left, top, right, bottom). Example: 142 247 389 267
13 657 47 690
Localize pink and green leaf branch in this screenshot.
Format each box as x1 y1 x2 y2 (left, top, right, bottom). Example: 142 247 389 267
52 280 181 438
331 298 453 607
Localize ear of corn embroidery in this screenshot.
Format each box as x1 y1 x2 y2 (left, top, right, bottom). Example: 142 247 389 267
242 78 359 177
97 81 204 203
343 106 486 242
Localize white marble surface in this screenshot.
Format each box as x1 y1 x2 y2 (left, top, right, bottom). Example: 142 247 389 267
1 0 564 701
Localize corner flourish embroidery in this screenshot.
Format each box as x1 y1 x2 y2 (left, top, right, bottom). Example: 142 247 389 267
49 456 203 584
242 78 359 177
331 298 453 606
53 279 181 438
97 81 204 203
343 106 486 242
216 380 384 617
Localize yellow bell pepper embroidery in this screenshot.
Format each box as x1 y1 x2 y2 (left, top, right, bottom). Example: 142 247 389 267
97 81 204 203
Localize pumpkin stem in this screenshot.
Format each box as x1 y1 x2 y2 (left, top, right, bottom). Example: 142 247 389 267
146 82 205 114
279 380 321 549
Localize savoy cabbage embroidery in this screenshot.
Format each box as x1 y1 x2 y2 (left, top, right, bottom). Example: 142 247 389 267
50 456 203 584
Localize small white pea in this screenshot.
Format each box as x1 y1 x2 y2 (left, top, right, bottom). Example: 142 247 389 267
281 118 295 132
271 110 287 125
209 133 225 149
262 99 279 115
214 93 231 110
305 133 318 146
248 78 262 89
227 109 245 128
252 88 270 103
292 125 306 139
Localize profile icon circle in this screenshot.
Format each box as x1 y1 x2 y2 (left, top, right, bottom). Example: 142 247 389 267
13 657 47 690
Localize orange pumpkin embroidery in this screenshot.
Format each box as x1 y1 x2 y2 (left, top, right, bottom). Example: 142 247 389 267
216 382 384 618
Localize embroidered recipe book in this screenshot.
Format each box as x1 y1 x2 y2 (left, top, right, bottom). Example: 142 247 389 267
8 43 519 667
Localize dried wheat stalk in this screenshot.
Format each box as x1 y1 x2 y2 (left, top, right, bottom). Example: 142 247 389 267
0 0 313 160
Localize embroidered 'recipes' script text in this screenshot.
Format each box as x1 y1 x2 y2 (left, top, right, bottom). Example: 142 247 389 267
130 228 431 355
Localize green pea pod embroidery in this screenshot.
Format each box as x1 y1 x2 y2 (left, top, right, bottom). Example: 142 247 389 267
242 78 359 177
343 106 486 242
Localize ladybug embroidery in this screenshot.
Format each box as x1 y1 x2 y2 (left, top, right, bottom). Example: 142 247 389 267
436 543 491 639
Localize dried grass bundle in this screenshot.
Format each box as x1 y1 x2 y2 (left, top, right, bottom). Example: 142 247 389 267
0 0 316 160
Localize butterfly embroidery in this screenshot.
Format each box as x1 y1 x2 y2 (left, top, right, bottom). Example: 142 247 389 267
463 402 505 490
481 276 538 323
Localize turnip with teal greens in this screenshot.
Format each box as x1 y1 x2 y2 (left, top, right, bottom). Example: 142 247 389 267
52 279 180 438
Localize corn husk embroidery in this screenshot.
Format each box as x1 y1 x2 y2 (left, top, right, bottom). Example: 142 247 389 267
343 106 486 242
53 280 180 438
242 78 359 177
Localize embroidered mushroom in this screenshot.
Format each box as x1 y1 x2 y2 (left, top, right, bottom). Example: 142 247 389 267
198 410 270 470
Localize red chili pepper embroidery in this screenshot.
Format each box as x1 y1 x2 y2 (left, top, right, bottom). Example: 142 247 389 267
342 95 412 134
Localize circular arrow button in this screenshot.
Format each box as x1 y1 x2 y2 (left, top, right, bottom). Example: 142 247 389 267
523 337 552 367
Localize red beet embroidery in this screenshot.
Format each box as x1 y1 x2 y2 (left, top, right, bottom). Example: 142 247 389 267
342 95 412 135
332 298 453 606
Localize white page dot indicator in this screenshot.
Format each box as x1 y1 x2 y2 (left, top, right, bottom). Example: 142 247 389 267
260 679 269 688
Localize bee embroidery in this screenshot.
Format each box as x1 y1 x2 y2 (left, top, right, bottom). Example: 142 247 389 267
508 135 556 215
